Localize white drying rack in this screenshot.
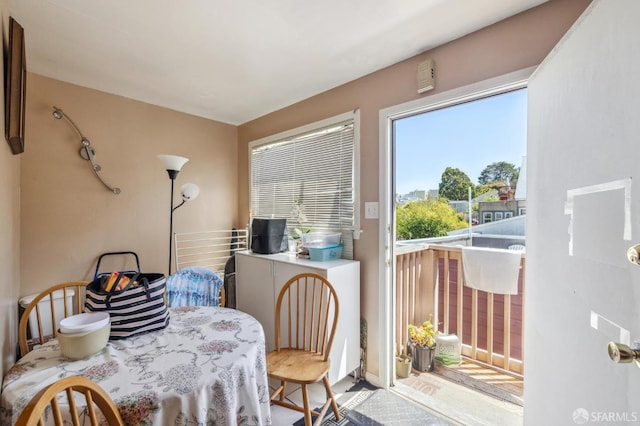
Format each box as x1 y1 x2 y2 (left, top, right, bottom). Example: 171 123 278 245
174 229 248 276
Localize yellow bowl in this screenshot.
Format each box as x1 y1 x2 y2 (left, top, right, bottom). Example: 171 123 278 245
57 323 110 360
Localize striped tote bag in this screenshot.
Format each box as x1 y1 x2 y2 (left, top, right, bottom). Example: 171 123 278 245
84 272 169 339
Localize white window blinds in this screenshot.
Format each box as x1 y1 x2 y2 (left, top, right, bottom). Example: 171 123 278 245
249 111 359 259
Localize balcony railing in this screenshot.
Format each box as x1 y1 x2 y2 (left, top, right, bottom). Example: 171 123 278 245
395 243 524 375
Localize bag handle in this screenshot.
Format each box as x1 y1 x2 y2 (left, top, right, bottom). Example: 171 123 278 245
93 251 141 280
103 272 144 307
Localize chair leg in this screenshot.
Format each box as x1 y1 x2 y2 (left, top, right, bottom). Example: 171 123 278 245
323 375 341 420
269 383 283 401
279 380 286 402
301 384 312 426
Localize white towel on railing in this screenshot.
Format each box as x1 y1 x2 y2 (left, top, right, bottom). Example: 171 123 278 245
461 246 521 295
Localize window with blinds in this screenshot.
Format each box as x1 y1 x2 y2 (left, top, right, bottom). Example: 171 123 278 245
249 111 360 259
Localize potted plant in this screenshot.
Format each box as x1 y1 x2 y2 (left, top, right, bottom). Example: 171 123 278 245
289 200 310 251
407 315 439 372
396 352 412 378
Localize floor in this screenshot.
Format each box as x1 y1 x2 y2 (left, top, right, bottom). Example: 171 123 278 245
269 360 524 425
427 360 523 406
395 360 524 426
269 375 358 425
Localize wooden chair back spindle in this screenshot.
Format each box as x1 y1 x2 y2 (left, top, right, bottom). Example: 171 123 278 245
15 375 124 426
18 281 89 357
274 273 338 361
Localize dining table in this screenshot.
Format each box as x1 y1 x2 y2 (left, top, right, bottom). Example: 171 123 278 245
0 306 272 425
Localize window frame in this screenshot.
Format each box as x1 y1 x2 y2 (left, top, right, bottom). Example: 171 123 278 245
248 110 361 240
379 66 533 390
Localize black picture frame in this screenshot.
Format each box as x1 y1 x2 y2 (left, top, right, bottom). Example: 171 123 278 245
4 16 26 155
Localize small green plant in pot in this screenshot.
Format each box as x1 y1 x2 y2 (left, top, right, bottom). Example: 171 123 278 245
289 199 311 251
407 315 439 372
395 352 412 378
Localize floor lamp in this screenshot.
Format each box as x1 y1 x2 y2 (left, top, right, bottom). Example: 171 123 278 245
158 154 200 276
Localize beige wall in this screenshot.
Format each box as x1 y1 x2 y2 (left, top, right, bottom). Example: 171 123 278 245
238 0 591 379
0 0 21 379
20 74 239 296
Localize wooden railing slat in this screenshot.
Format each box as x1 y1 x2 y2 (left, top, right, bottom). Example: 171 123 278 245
504 294 511 370
443 251 450 335
471 288 478 360
456 254 463 341
488 293 494 366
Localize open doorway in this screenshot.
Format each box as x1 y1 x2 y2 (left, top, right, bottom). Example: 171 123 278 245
378 68 532 424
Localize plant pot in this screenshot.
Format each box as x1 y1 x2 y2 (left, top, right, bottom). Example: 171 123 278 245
396 354 412 378
287 238 297 252
407 340 436 372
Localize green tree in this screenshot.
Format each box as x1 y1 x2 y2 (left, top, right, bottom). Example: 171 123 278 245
476 182 500 196
396 200 468 240
478 161 519 185
439 167 475 201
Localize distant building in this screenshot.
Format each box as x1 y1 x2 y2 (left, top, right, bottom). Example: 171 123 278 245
477 185 526 224
407 190 426 200
447 190 499 223
445 188 527 225
396 189 429 205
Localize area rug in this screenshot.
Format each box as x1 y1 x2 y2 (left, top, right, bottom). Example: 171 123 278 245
292 381 375 426
293 381 453 426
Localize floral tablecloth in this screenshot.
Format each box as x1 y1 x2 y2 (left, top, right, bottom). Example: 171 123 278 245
1 306 272 425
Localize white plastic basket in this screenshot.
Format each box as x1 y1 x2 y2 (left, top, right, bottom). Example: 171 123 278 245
301 232 341 248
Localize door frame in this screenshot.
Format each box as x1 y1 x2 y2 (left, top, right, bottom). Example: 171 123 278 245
376 66 535 389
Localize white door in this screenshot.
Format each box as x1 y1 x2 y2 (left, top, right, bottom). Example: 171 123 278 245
526 0 640 424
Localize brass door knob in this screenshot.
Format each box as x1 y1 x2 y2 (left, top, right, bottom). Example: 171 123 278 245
608 342 640 365
627 245 640 265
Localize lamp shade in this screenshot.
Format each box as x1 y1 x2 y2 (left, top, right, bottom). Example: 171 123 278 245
158 154 189 172
181 183 200 201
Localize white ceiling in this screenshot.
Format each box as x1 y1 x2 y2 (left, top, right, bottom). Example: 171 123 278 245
10 0 548 125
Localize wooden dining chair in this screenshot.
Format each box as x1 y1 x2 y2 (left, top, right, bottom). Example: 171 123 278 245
19 281 89 358
15 375 124 426
267 273 341 426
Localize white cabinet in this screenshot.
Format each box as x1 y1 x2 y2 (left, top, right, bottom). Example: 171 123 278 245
236 250 360 384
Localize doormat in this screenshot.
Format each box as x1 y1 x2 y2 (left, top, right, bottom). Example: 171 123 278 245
293 381 453 426
292 381 376 426
343 389 453 426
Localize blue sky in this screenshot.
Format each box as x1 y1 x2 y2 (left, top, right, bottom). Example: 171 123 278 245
394 88 527 195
